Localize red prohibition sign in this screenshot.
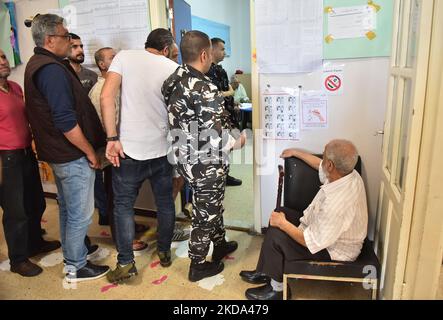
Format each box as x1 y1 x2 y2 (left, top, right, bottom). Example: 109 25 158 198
325 75 341 92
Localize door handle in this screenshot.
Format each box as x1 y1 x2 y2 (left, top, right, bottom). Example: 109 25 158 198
374 130 384 136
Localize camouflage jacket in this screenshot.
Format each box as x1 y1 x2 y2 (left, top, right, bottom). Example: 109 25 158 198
162 64 237 170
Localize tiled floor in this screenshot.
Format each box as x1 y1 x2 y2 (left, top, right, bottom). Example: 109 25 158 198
0 199 374 300
224 163 254 230
221 138 254 230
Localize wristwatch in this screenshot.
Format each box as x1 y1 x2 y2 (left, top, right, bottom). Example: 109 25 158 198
106 136 119 142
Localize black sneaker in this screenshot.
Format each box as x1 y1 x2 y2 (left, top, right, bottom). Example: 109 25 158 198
188 261 224 282
64 261 110 283
212 240 238 262
158 250 172 267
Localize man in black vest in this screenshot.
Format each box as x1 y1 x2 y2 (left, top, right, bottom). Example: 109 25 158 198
24 14 109 284
206 38 242 187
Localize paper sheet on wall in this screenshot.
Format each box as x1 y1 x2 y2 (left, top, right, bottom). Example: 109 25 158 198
323 0 394 59
262 87 300 140
57 0 150 66
255 0 323 74
328 5 377 40
301 91 328 129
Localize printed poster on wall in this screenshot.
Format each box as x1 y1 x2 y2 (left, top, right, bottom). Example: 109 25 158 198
301 91 328 129
262 87 300 140
255 0 323 73
57 0 150 66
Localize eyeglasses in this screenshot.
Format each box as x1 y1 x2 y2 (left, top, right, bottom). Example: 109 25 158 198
48 34 72 41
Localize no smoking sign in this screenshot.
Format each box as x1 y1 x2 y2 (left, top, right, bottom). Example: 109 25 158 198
325 75 341 92
323 65 344 96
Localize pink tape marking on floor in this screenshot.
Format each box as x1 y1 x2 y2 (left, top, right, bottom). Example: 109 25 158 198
152 275 168 285
100 231 111 237
225 255 235 260
101 284 118 293
150 260 161 269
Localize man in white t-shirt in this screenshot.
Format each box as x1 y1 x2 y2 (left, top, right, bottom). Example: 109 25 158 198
100 28 179 283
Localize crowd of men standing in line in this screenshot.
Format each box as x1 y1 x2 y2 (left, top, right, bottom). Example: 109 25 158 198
0 14 245 285
1 13 369 302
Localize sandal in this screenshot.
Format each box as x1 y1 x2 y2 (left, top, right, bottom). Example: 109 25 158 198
133 240 148 256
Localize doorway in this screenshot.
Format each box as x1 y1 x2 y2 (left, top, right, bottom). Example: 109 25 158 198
167 0 255 231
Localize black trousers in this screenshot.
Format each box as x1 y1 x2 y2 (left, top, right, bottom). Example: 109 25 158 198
0 148 45 264
256 207 331 282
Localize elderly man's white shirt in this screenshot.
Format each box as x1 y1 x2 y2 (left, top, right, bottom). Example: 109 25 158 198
298 170 368 261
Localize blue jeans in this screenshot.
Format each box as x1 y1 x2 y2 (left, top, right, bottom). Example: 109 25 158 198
112 155 175 265
50 157 95 270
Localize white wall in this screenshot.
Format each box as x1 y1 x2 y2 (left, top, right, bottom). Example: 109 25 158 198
186 0 251 77
8 0 60 87
259 58 390 240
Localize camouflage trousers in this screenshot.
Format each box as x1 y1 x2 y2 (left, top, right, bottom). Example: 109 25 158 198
178 163 228 263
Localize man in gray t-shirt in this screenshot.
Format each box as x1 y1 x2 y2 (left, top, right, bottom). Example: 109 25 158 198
68 33 98 93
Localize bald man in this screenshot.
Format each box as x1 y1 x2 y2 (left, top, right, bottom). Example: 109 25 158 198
240 140 368 300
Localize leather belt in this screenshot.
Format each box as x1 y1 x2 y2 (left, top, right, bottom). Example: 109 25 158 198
0 147 33 156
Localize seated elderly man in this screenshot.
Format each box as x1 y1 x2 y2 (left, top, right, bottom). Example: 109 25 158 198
240 139 368 300
230 74 250 104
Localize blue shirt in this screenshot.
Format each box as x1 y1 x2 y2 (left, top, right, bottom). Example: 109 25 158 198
35 63 77 133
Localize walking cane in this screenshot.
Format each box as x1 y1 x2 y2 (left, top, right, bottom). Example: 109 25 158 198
275 165 285 212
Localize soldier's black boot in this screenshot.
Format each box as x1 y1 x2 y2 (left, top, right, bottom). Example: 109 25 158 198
212 240 238 262
188 261 224 282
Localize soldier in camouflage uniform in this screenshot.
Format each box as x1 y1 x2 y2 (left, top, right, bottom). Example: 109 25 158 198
206 38 243 187
162 30 246 282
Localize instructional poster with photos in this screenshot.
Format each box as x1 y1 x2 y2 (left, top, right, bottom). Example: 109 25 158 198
262 88 300 140
301 90 328 129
